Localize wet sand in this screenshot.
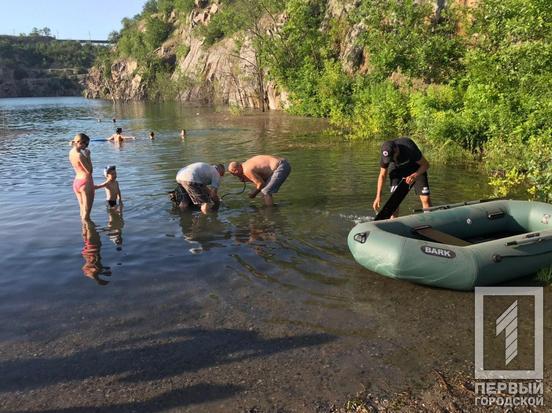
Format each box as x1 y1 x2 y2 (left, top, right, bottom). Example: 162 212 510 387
2 270 548 413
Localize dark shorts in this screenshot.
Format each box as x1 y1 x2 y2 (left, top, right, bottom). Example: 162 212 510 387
389 165 430 196
106 200 117 208
181 181 213 205
261 159 291 195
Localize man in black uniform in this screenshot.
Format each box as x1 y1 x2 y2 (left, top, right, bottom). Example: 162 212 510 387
372 137 431 218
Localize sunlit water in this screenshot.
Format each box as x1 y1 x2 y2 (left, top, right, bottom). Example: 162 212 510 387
1 97 549 410
0 97 487 302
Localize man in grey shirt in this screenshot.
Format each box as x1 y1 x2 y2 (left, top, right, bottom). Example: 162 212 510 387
175 162 225 214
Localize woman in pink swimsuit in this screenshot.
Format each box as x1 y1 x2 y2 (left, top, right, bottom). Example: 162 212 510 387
69 133 94 221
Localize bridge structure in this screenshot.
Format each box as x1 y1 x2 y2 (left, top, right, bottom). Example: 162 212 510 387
0 35 113 45
58 39 113 45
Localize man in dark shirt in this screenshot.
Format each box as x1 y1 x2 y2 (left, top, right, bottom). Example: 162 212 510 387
372 137 431 217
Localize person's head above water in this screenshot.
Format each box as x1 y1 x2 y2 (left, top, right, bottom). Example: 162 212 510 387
115 127 123 134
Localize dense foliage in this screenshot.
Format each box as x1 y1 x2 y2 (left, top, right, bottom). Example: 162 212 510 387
255 0 551 200
0 34 100 72
97 0 551 200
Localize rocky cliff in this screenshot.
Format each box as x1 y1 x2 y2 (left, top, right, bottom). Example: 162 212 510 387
84 0 457 109
0 66 85 98
84 2 296 109
0 35 99 98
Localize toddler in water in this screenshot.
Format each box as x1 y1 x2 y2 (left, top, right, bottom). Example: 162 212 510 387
95 165 123 208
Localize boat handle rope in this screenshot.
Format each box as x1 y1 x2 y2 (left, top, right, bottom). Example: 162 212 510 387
493 249 552 262
492 233 552 262
505 232 552 247
413 197 505 213
354 232 370 244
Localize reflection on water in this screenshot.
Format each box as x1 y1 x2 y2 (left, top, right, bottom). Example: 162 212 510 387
0 97 500 295
0 97 496 297
81 220 111 285
233 207 278 258
176 210 230 254
103 206 124 250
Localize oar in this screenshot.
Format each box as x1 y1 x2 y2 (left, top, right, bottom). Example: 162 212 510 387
374 178 412 221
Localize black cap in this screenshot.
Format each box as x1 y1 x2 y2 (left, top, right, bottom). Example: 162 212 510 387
381 140 396 164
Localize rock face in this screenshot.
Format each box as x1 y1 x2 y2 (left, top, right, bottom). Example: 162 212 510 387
0 66 85 98
84 3 290 109
84 60 146 101
84 0 452 109
173 34 288 110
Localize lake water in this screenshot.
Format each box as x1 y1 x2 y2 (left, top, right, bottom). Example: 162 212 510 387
0 97 549 412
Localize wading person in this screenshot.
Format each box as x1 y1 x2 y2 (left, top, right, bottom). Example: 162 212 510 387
95 165 123 209
228 155 291 206
175 162 225 214
69 133 95 221
372 137 431 218
107 127 135 143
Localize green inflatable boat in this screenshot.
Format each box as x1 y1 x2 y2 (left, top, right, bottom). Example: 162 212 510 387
348 200 552 290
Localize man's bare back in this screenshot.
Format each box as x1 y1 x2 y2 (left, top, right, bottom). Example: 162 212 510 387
241 155 284 182
228 155 290 206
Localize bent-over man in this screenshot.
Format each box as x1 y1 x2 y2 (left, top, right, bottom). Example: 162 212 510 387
373 137 431 218
228 155 291 206
176 162 225 214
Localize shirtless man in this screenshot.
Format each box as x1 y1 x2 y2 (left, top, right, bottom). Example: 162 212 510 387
228 155 291 206
107 127 136 143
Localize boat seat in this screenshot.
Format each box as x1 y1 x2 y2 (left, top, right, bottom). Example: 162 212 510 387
412 225 472 247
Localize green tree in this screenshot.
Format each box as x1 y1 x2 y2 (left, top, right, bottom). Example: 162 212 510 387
144 16 172 51
142 0 158 15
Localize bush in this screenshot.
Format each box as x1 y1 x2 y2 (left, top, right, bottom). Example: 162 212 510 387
354 0 465 82
142 0 158 15
318 60 354 122
348 79 409 140
175 43 190 61
198 4 250 46
144 16 172 51
118 27 146 59
174 0 195 14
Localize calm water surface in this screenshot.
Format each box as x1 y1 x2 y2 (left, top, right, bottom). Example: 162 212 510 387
0 97 488 294
0 97 549 410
